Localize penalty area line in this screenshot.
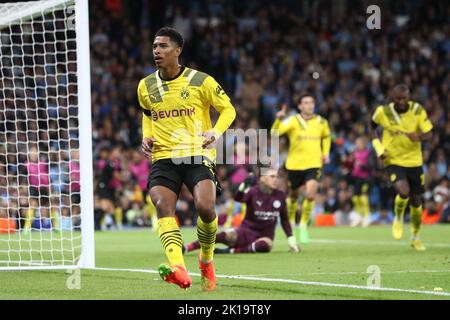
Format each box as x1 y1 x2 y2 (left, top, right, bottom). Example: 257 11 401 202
94 267 450 297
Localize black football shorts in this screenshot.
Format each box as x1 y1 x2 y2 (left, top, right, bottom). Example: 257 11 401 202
286 168 321 190
385 165 425 194
148 156 222 196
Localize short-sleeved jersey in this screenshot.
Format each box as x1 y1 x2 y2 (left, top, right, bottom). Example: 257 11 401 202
372 101 433 167
137 66 236 163
271 114 331 170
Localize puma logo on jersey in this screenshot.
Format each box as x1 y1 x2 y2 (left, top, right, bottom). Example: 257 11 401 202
256 201 263 207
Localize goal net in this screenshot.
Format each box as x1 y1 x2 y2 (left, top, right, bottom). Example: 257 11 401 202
0 0 94 270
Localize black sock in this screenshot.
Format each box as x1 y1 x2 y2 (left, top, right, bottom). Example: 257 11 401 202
214 247 231 254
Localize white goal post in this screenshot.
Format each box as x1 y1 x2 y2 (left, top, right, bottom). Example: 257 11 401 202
0 0 94 270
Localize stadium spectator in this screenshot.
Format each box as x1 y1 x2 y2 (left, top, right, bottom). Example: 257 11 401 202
334 183 355 226
25 146 50 199
348 137 374 227
96 146 123 230
128 150 150 193
323 187 339 215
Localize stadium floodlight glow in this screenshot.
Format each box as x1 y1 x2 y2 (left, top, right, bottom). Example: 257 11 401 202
0 0 95 270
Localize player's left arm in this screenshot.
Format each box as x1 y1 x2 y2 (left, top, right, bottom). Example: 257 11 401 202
406 108 433 142
201 76 236 148
279 201 293 238
321 118 331 164
279 195 299 252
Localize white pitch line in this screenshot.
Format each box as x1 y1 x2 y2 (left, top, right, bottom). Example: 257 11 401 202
311 239 450 248
240 269 450 277
94 267 450 297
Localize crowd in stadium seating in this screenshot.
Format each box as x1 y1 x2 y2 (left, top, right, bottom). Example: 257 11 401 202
4 1 448 233
0 13 82 233
85 0 450 229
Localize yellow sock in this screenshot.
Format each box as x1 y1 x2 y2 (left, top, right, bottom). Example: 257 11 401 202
197 216 218 263
300 199 314 226
114 207 123 228
394 195 409 219
158 217 185 266
24 208 33 230
410 205 423 237
100 213 106 229
352 195 361 216
359 195 370 217
51 208 59 229
146 199 158 230
224 200 234 228
287 197 298 225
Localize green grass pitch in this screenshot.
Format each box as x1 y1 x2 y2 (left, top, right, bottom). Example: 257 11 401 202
1 224 450 300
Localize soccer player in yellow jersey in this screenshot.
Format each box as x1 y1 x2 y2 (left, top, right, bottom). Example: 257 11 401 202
371 84 432 251
137 27 236 290
271 94 331 244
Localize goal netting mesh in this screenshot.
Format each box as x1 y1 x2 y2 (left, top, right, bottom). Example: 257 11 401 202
0 0 87 269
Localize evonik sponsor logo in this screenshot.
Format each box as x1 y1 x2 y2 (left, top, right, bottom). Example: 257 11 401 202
152 108 196 121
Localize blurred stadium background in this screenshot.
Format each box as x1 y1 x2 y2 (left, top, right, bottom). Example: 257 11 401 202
88 0 449 230
0 0 449 300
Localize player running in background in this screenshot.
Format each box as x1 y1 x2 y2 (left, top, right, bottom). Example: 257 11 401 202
184 168 299 254
270 94 331 244
137 27 236 290
349 137 373 227
371 84 432 251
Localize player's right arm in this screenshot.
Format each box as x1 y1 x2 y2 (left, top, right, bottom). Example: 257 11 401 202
270 104 292 136
137 80 156 160
370 106 386 159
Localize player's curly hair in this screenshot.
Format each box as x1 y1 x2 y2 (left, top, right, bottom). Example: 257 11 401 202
155 27 184 48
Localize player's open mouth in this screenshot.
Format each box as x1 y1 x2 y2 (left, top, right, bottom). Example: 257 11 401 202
154 56 162 62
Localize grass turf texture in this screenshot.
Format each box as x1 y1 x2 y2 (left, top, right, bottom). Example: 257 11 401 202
1 225 450 300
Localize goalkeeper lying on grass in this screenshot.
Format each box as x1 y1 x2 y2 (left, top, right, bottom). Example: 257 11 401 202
184 166 300 254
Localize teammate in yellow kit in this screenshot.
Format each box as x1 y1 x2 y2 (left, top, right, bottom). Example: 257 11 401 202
137 27 236 290
271 94 331 244
370 84 432 251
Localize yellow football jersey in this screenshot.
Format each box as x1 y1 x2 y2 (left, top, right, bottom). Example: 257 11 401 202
372 101 433 167
271 114 331 170
137 66 236 163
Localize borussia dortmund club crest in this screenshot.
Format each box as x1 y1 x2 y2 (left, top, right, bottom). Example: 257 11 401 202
180 87 190 100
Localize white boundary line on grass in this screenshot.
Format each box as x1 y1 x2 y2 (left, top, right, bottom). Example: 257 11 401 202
241 269 450 277
94 267 450 297
311 239 450 248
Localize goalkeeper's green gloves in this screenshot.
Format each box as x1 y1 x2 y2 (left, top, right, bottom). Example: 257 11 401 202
287 236 300 253
238 173 255 192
